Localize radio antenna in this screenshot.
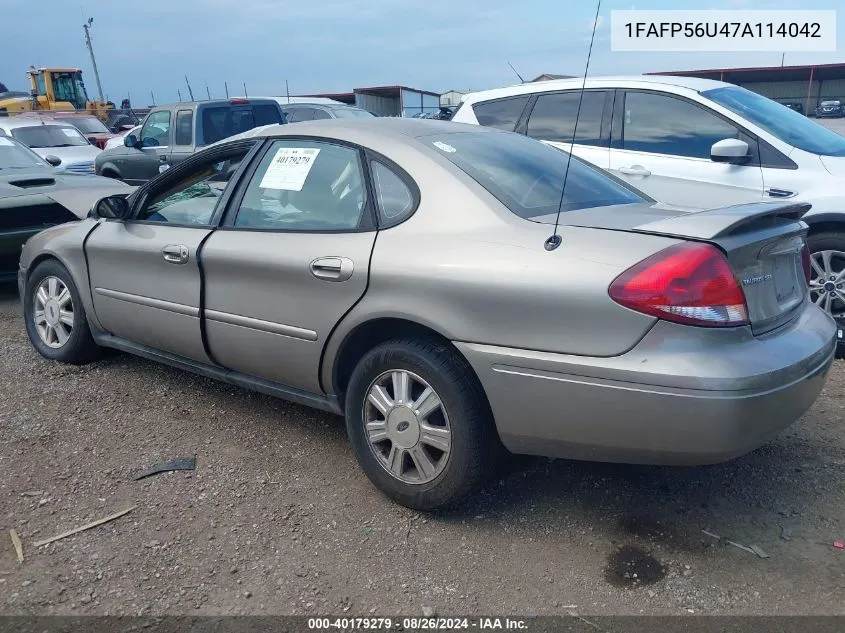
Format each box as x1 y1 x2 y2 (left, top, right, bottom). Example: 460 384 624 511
507 61 525 84
545 0 602 251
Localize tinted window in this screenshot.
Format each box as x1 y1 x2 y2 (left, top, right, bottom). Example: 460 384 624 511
140 111 171 147
472 96 530 131
312 109 332 120
11 125 89 148
286 108 313 123
235 140 366 231
175 110 193 146
253 104 284 126
622 92 740 159
332 108 374 119
0 136 49 168
424 131 646 221
703 86 845 157
65 117 110 134
526 91 606 145
372 161 414 223
138 150 249 225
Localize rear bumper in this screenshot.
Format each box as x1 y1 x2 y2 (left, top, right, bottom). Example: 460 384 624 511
456 303 836 465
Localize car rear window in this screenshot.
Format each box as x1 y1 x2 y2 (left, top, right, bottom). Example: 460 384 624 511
199 103 283 145
471 96 530 131
11 125 90 148
421 131 646 221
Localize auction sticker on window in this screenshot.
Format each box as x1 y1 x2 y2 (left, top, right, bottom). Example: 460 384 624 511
259 147 321 191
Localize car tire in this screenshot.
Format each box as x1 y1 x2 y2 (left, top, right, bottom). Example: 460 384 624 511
344 337 499 511
23 259 101 364
806 231 845 359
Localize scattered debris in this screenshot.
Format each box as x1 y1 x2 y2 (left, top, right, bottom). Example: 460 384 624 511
834 541 844 550
134 456 196 480
780 526 792 541
34 506 137 548
9 530 23 563
20 491 43 498
362 527 374 536
605 545 665 587
422 606 436 617
702 530 770 559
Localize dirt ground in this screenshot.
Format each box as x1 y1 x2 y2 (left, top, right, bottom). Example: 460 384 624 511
0 283 843 617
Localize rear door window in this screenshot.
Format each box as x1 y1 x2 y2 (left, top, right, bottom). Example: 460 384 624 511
526 91 608 146
199 103 284 145
175 109 193 146
287 108 314 123
471 96 530 131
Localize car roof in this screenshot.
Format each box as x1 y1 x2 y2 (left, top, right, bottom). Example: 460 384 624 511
460 75 731 103
151 98 281 110
210 118 499 148
0 117 82 131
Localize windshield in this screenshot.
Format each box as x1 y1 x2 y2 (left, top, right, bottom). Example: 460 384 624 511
703 86 845 157
820 100 842 106
0 136 50 168
65 117 110 134
332 108 374 119
422 131 647 220
11 125 90 148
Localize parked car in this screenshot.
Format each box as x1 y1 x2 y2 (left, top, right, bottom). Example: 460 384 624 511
0 117 101 173
0 134 130 281
814 100 844 118
95 98 286 185
16 113 119 149
104 125 140 150
452 76 845 344
282 102 374 122
19 119 835 509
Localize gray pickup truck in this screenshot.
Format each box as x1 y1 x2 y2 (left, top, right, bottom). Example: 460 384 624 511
95 98 286 185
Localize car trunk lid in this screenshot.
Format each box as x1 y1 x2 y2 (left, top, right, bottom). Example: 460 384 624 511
565 201 811 335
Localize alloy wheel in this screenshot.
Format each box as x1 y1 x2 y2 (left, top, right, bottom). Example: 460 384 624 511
33 276 74 349
363 369 452 485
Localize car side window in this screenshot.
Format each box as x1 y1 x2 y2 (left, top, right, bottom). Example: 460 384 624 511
471 96 530 131
622 92 741 159
526 91 607 146
174 109 193 146
371 161 415 224
140 110 171 147
312 109 332 120
234 140 366 231
135 148 250 225
286 108 314 123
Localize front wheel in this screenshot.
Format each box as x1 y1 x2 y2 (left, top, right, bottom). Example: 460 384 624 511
23 259 101 364
344 338 499 510
806 231 845 358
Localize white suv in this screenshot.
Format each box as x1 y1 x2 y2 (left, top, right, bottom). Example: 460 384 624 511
453 76 845 325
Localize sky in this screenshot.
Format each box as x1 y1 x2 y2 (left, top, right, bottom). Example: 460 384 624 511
0 0 842 106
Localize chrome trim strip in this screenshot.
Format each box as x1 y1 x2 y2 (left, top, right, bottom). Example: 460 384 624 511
205 309 318 342
93 287 199 317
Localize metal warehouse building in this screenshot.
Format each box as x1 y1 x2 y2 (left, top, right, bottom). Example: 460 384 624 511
648 62 845 115
299 85 441 117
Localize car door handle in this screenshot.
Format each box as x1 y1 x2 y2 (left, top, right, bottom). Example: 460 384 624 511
162 244 189 265
310 257 353 282
619 166 651 176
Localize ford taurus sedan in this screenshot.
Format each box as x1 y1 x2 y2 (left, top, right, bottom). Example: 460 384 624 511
18 119 837 510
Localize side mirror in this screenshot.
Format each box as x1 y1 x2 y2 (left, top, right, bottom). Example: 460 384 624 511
91 194 131 220
44 155 62 167
124 134 139 148
711 138 750 165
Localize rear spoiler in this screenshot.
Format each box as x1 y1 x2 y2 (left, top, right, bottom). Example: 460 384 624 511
631 201 811 241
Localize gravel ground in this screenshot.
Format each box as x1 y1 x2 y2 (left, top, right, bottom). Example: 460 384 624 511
818 117 845 136
0 284 844 617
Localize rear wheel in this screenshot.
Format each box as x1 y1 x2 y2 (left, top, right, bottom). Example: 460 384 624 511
344 338 498 510
23 260 101 364
806 231 845 358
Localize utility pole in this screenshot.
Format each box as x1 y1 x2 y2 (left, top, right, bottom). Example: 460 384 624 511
150 90 156 106
224 81 229 99
286 80 290 103
205 81 211 100
82 18 105 102
243 82 248 98
781 53 786 67
178 88 182 102
184 75 195 101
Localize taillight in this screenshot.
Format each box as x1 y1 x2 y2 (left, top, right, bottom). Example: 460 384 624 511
801 242 812 285
609 242 748 328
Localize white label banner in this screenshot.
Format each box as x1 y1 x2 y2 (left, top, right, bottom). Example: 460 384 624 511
611 10 836 52
259 147 321 191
